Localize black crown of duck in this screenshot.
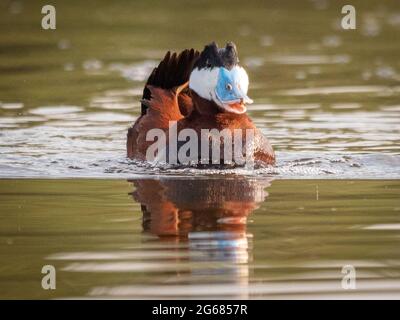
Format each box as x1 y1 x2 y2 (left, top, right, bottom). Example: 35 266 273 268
194 41 239 70
127 41 275 166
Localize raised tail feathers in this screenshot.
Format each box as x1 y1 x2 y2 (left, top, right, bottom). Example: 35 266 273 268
141 49 200 115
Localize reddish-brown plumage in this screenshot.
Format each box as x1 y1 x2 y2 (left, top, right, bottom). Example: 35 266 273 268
127 85 185 160
127 48 275 166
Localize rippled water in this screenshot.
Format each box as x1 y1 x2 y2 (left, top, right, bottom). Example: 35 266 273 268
1 98 400 178
1 0 399 179
0 0 400 299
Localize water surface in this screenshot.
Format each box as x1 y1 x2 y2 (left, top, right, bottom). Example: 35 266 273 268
0 0 400 300
0 178 399 299
0 0 399 178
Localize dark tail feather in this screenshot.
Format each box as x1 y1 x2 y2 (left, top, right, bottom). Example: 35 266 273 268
141 49 200 115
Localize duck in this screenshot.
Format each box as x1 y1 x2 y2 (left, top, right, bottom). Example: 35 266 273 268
127 41 275 167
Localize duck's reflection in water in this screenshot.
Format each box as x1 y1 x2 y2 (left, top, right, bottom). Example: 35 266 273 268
130 176 271 298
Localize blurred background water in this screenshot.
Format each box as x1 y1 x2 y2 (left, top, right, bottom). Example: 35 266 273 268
0 0 400 299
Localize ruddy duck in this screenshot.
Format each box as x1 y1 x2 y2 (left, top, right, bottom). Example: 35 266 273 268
127 42 275 166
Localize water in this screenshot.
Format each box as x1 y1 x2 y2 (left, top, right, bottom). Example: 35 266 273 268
0 0 400 299
1 0 399 179
1 178 400 299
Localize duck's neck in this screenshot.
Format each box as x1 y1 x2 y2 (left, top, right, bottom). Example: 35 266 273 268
190 90 220 116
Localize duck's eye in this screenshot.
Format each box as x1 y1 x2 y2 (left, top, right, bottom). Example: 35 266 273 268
226 83 233 91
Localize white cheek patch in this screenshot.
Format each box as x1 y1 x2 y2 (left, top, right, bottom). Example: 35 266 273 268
189 66 252 114
234 66 249 94
189 67 219 101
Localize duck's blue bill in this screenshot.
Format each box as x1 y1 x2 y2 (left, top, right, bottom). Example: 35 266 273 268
215 67 253 104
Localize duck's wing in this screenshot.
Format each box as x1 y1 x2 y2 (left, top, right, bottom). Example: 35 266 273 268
127 49 200 159
141 49 200 116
